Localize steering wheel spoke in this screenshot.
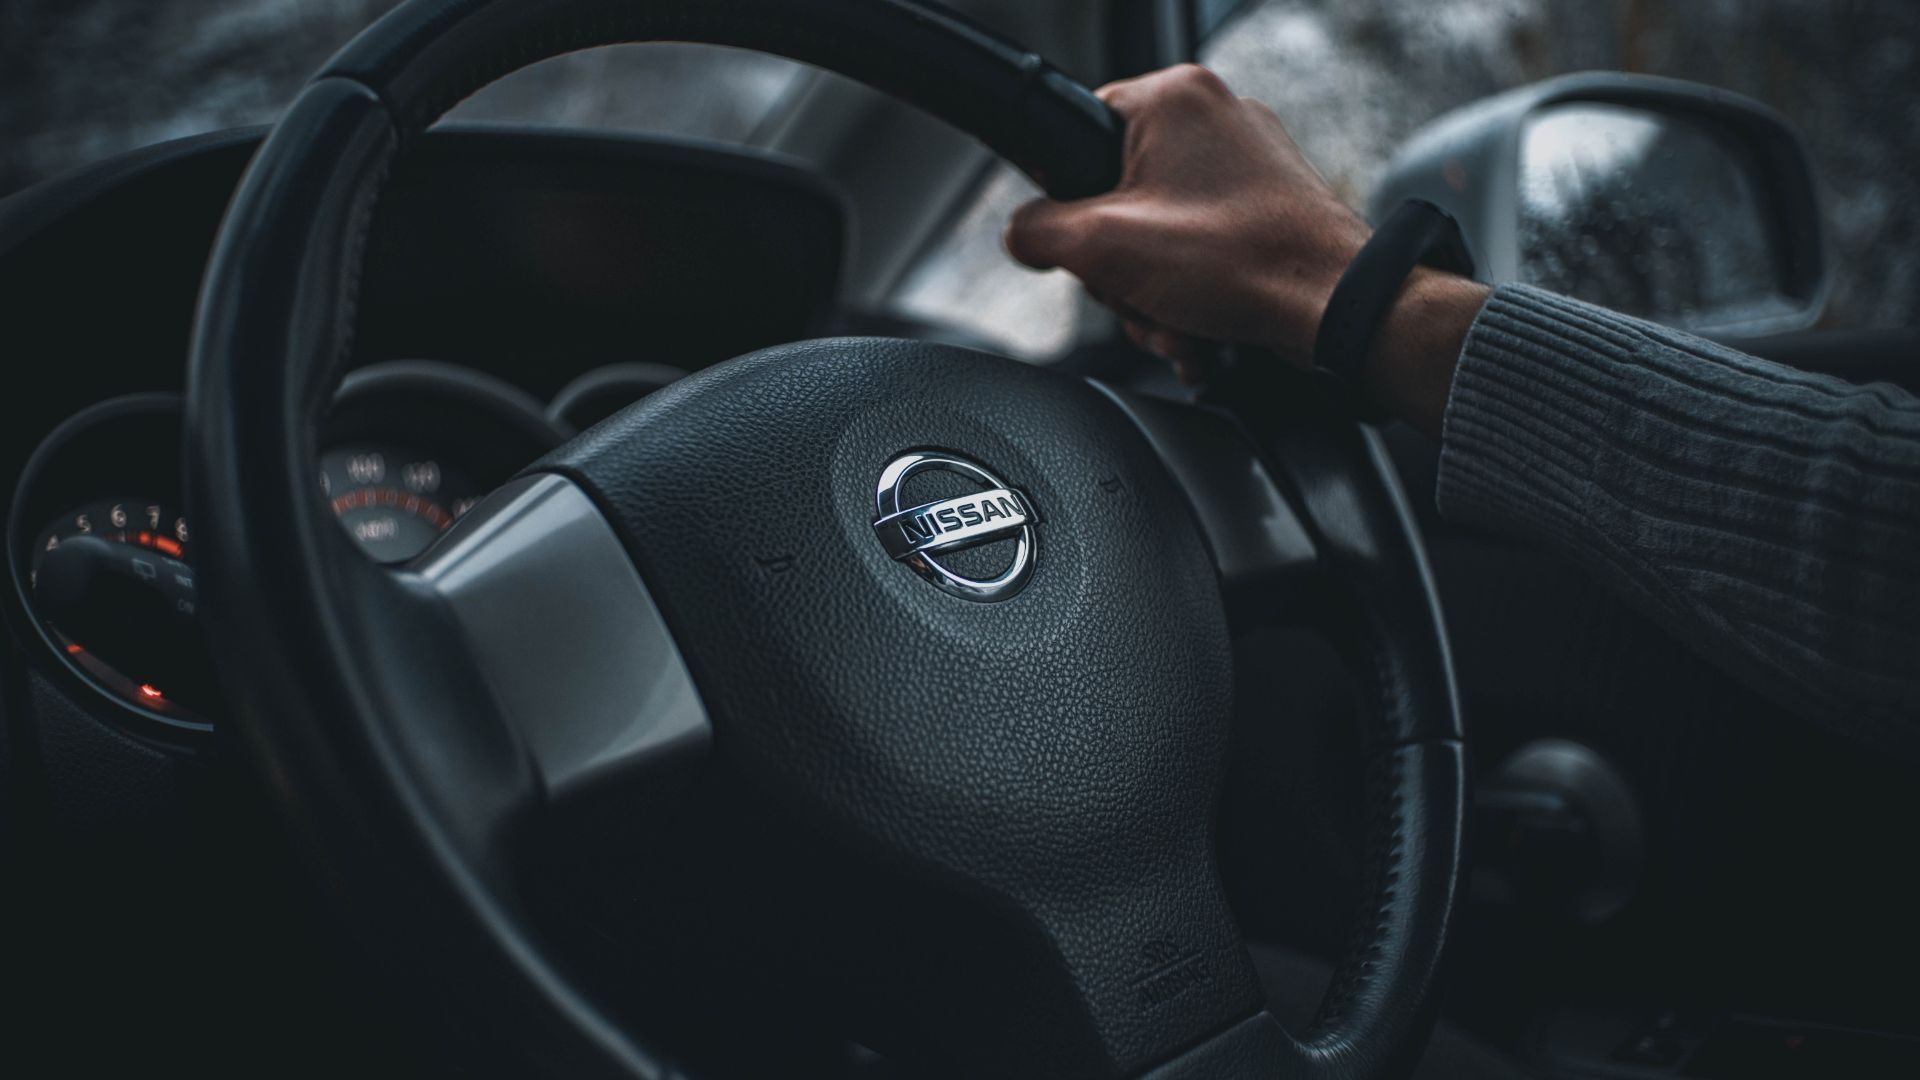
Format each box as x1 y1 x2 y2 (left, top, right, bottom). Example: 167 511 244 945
405 473 711 806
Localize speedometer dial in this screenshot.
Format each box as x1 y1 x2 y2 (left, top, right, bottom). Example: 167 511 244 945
319 442 482 563
318 361 569 563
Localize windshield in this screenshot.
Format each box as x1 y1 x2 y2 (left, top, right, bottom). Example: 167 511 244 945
0 2 805 195
5 0 1914 347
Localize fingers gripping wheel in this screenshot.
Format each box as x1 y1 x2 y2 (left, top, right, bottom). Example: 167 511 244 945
186 1 1464 1077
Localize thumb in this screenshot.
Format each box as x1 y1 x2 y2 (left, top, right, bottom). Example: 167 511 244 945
1004 196 1099 272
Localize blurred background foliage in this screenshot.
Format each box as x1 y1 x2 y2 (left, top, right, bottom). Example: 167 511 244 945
4 0 1915 345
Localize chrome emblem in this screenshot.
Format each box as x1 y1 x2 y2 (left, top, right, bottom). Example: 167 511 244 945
872 452 1036 602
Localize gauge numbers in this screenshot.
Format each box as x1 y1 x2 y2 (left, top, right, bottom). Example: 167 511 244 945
319 442 481 563
31 497 190 588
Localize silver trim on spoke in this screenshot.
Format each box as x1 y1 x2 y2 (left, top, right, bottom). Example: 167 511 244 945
412 473 709 801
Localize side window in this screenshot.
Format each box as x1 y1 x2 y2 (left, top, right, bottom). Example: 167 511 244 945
891 0 1917 343
1198 0 1916 330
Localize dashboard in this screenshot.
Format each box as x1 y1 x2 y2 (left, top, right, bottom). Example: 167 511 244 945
7 360 698 732
7 92 1920 1080
0 125 846 740
0 122 867 1072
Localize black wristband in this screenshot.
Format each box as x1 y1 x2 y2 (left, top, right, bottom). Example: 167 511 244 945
1311 199 1475 417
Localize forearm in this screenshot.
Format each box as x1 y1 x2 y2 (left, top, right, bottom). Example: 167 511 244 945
1432 285 1920 753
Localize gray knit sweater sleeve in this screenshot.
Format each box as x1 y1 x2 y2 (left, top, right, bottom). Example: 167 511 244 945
1436 284 1920 756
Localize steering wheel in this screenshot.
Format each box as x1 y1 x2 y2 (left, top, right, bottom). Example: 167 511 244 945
185 1 1464 1076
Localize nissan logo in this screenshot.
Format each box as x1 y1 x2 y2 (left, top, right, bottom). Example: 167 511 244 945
871 451 1036 602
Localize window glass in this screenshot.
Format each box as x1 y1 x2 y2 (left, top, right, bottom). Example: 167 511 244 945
890 167 1088 360
1 1 804 196
893 0 1917 348
1202 0 1916 331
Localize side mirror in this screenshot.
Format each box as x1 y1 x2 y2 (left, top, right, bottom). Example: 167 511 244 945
1372 73 1829 337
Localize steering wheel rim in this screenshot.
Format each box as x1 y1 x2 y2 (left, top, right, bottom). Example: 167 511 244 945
184 2 1464 1077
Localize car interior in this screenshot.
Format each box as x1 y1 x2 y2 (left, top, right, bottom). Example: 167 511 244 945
2 1 1917 1077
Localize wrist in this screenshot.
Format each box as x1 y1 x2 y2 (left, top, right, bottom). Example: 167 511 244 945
1362 269 1492 437
1252 222 1369 360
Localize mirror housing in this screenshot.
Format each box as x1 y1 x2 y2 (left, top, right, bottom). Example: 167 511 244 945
1371 72 1829 337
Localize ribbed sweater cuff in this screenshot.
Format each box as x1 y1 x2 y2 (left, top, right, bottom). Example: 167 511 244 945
1436 284 1630 547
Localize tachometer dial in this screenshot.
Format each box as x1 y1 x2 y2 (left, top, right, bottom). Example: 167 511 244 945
9 395 217 731
25 498 214 723
29 497 191 586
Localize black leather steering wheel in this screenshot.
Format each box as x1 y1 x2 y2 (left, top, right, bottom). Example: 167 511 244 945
184 2 1464 1077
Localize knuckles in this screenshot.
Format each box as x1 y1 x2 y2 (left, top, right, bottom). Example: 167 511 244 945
1152 64 1234 110
1162 63 1230 95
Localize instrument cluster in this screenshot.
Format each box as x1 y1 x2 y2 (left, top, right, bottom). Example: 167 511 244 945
5 360 685 733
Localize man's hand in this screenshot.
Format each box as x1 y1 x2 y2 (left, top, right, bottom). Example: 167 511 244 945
1006 65 1367 375
1005 64 1488 435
